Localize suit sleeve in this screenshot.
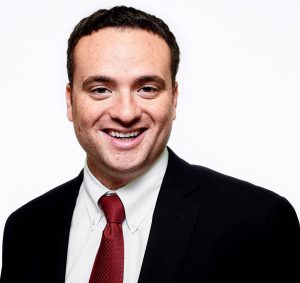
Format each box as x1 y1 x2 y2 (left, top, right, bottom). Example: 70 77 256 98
0 213 18 283
267 197 300 282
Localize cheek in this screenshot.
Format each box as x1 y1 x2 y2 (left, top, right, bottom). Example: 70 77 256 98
73 99 104 127
73 111 98 145
153 98 175 124
73 111 91 134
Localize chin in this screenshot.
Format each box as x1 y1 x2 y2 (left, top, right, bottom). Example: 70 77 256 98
106 156 149 175
109 151 157 176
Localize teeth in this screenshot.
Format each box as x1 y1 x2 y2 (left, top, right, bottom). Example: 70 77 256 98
109 130 140 138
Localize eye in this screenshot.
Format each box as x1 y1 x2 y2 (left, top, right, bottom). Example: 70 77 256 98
90 87 112 98
138 86 159 98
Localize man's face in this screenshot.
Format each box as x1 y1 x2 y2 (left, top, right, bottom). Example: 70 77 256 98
66 28 178 188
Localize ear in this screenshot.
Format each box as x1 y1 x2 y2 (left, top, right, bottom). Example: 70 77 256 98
65 83 73 122
172 81 179 120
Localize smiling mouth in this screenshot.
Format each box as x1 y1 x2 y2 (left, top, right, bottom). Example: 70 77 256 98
104 128 146 140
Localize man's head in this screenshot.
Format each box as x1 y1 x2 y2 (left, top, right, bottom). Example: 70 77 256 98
67 6 180 86
66 6 180 189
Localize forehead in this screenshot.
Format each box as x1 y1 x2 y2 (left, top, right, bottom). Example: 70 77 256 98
73 27 172 82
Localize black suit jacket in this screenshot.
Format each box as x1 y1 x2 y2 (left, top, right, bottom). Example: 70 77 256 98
1 149 300 283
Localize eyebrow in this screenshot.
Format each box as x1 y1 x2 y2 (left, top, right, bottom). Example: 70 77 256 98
82 76 114 90
135 75 166 89
81 75 166 90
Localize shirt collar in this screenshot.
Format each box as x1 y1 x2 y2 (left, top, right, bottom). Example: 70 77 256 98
82 148 169 233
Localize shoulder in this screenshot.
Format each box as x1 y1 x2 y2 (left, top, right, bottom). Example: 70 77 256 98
194 163 297 220
191 163 282 203
5 171 83 230
168 148 298 224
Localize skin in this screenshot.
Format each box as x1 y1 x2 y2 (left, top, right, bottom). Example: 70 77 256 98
66 27 178 189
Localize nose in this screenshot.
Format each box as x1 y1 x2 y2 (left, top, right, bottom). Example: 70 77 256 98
109 91 142 125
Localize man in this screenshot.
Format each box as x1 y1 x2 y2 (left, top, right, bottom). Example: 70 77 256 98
1 5 299 283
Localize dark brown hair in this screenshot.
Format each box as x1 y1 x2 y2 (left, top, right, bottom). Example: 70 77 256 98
67 6 180 86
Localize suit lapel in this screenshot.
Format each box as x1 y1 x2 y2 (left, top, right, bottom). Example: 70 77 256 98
49 171 83 283
138 149 204 283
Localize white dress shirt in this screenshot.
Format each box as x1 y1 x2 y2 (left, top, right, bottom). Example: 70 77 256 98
65 148 168 283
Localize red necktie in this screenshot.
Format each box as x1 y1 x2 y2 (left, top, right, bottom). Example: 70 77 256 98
89 194 125 283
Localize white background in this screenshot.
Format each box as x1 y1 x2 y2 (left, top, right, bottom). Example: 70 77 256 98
0 0 299 267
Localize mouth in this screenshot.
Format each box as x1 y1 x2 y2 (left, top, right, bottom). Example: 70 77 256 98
103 128 146 141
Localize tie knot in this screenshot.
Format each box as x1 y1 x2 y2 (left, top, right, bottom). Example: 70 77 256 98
99 194 125 224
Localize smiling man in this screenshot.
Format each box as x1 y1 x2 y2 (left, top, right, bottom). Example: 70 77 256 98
66 27 177 190
1 6 300 283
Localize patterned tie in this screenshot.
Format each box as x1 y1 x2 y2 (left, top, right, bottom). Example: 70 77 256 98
89 194 125 283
